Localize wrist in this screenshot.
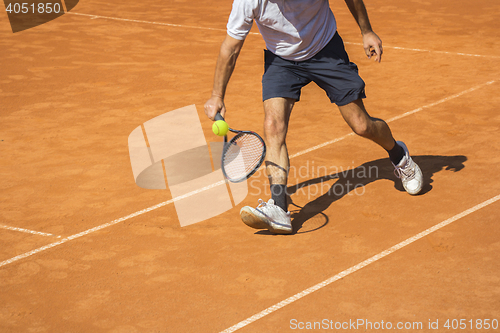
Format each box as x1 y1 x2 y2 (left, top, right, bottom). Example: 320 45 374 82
361 28 374 36
211 92 224 99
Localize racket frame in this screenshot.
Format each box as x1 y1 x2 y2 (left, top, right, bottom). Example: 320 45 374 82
215 113 267 183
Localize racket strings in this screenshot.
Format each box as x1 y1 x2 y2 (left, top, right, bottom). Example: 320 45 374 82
223 133 264 180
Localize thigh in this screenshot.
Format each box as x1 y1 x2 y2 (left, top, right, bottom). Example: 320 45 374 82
262 50 311 102
337 98 371 127
306 33 367 106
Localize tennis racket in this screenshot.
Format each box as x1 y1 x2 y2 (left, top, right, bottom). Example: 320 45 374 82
214 113 266 183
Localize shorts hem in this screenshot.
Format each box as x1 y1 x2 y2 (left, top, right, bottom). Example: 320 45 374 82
262 94 300 102
332 90 366 106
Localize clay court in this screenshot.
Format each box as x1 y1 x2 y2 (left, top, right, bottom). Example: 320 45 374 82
1 0 500 332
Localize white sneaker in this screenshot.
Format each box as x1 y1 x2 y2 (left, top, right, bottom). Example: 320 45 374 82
393 141 423 195
240 199 292 234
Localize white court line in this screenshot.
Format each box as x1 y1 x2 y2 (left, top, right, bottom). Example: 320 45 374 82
385 80 496 123
290 80 496 159
0 180 225 268
0 80 495 269
290 133 354 159
66 12 260 35
220 194 500 333
0 225 60 238
344 42 500 59
389 45 500 59
66 12 500 59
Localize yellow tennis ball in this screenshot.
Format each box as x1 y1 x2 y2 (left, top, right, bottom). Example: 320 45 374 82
212 120 229 136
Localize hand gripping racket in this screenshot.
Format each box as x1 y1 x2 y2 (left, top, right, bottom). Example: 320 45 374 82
214 113 266 183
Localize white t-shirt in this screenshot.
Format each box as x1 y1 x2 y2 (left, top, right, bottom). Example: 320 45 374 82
227 0 337 61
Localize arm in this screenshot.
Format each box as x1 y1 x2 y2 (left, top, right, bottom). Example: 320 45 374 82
344 0 383 62
204 35 245 120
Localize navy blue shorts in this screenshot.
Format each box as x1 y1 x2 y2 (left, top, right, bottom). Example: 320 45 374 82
262 32 366 106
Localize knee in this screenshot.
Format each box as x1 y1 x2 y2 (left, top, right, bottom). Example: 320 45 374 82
350 119 371 138
263 116 287 140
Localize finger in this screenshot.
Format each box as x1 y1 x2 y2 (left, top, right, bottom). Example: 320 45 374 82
204 103 213 120
204 103 210 118
374 45 382 62
364 46 372 59
220 105 226 119
369 45 381 62
205 103 218 121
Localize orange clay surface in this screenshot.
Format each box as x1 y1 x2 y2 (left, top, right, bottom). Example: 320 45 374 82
1 0 500 332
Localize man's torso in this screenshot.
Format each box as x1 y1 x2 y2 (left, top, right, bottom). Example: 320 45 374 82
227 0 337 61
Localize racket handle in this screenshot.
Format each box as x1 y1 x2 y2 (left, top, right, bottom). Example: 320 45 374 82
214 113 224 121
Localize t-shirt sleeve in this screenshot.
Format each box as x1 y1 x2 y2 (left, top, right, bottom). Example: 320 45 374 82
226 0 256 40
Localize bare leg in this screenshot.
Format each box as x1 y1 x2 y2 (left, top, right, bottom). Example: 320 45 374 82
338 99 396 150
263 97 295 210
338 99 424 194
238 97 295 234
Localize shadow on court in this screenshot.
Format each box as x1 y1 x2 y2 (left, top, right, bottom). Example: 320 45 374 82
256 155 467 235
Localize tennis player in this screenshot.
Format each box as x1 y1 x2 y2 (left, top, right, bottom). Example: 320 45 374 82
204 0 423 234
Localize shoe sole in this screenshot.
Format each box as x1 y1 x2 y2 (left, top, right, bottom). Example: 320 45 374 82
240 208 268 229
268 224 293 234
240 207 293 234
